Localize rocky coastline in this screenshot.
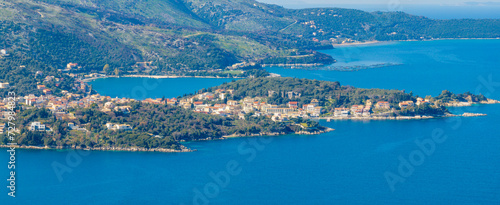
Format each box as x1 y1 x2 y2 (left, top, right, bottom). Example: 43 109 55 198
319 112 488 121
222 127 334 139
0 127 334 152
320 115 436 121
0 144 193 153
445 99 500 107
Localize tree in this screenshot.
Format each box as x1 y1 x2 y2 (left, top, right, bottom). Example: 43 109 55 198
114 68 121 76
103 64 110 74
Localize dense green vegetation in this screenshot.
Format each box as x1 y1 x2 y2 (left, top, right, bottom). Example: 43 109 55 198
0 53 85 97
0 101 312 148
205 77 448 115
287 9 500 42
79 102 294 141
210 77 409 106
2 77 484 150
1 0 498 89
433 90 488 104
1 106 179 149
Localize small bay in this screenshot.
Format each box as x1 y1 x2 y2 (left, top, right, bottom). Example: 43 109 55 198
89 77 234 100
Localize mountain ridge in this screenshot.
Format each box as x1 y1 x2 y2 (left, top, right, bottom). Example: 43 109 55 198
0 0 499 77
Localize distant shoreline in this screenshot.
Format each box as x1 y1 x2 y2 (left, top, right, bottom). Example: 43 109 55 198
82 75 242 82
79 38 500 83
332 40 384 47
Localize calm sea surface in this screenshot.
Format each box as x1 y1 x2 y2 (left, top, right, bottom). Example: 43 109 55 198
2 40 500 204
89 77 233 100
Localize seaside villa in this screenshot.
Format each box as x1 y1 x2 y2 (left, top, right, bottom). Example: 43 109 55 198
106 123 133 131
399 101 415 109
375 101 391 110
334 108 350 117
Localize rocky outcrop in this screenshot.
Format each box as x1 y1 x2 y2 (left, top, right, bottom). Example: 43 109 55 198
295 127 334 135
461 113 487 117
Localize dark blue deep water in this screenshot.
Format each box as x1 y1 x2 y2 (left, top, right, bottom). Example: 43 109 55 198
2 40 500 204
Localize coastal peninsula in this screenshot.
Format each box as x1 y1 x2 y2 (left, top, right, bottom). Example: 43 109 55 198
2 77 497 153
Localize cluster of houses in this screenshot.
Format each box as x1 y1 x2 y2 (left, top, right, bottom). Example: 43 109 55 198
334 100 375 117
33 71 92 96
0 89 138 132
1 86 441 133
22 93 135 112
0 63 446 134
156 89 325 121
102 102 132 114
332 97 436 118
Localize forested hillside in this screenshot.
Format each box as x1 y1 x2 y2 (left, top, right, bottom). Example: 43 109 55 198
1 101 299 149
0 0 498 78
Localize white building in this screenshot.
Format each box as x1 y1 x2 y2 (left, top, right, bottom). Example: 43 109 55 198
106 123 132 131
29 122 46 131
334 108 350 117
0 82 9 88
104 102 115 109
116 124 132 130
227 100 238 106
219 93 226 100
106 123 115 130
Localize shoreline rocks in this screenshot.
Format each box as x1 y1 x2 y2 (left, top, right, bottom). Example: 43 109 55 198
319 115 437 121
222 127 334 139
295 127 334 135
462 113 487 117
0 144 192 153
445 98 500 107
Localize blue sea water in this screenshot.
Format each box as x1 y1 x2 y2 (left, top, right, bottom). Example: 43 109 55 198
2 40 500 204
89 77 233 100
268 39 500 97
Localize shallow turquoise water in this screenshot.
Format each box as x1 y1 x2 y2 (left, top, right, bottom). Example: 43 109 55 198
2 40 500 204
